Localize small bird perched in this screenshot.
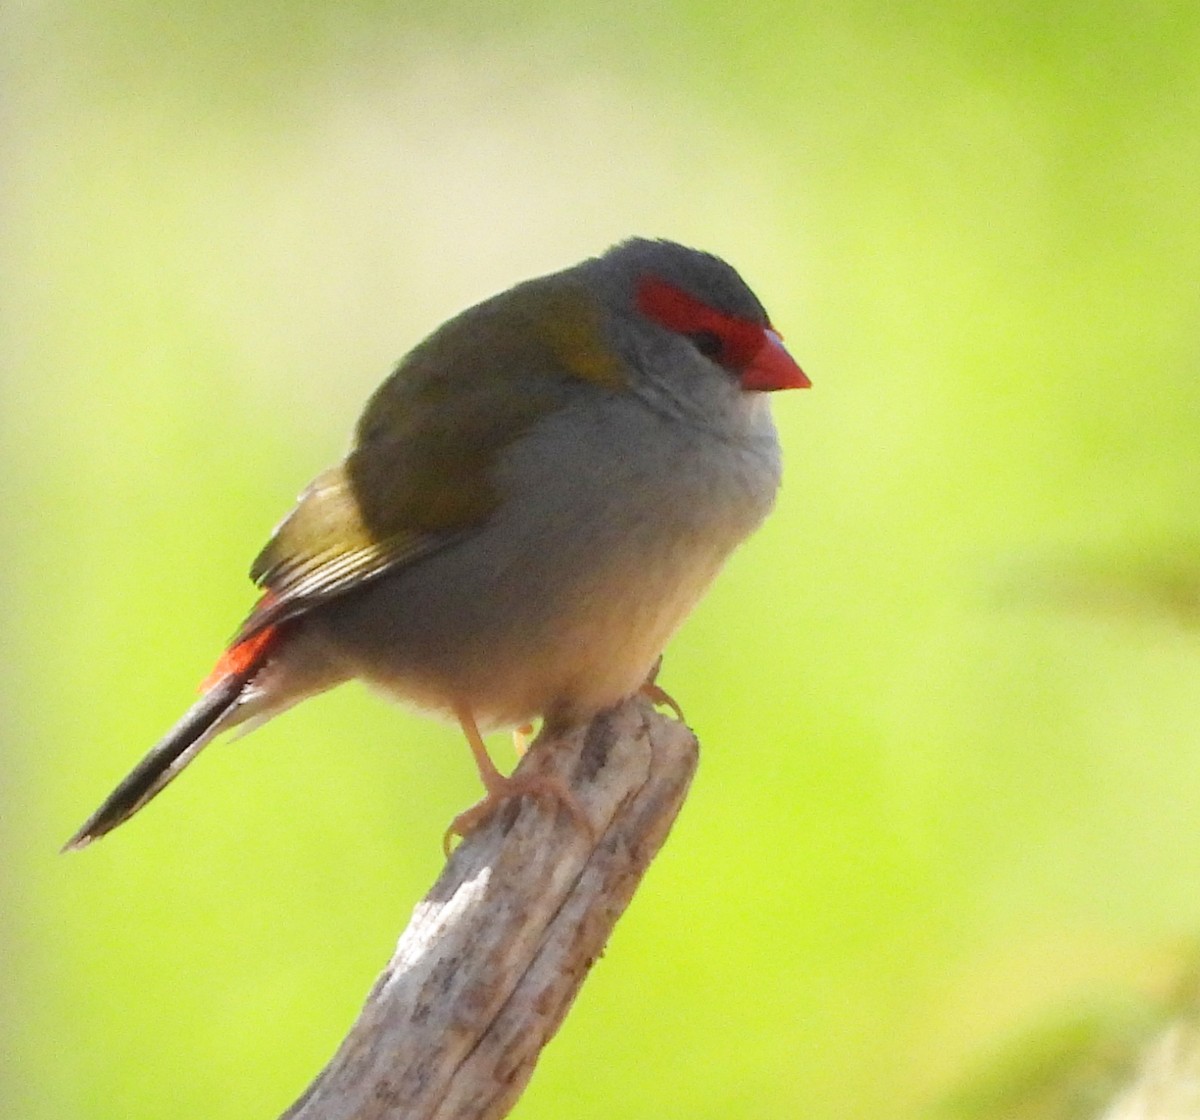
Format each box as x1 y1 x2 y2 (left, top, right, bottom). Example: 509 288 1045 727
64 238 809 852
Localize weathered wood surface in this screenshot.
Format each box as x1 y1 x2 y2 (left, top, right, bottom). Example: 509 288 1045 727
281 696 698 1120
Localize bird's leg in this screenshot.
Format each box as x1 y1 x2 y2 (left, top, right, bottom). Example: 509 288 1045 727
511 722 536 757
443 705 595 856
638 655 685 722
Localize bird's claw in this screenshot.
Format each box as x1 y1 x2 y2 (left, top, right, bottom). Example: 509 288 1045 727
442 770 595 857
639 657 685 721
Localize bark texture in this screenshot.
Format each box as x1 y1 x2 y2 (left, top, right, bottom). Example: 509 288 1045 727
281 696 698 1120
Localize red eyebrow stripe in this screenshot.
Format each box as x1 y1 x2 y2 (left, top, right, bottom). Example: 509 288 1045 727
636 277 766 368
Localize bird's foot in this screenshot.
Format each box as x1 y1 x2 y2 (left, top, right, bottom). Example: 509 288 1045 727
640 681 685 721
442 770 595 857
639 656 685 721
446 703 595 856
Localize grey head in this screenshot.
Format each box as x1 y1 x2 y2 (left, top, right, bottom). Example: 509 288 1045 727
574 238 779 421
581 238 770 327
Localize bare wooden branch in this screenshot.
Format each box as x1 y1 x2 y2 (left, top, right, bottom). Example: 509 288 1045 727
280 696 698 1120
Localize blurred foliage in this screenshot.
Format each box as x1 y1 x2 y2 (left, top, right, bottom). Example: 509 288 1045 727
4 2 1200 1119
937 948 1200 1120
938 1005 1156 1120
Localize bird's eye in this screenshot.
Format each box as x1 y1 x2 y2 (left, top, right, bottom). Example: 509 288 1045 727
688 331 725 362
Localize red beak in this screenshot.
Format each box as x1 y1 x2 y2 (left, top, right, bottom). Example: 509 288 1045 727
741 330 810 392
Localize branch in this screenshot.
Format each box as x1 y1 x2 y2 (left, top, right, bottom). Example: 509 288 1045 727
280 696 699 1120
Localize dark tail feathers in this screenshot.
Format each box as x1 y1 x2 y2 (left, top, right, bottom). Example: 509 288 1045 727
62 672 246 851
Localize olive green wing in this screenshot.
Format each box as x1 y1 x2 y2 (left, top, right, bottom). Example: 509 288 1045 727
235 277 624 641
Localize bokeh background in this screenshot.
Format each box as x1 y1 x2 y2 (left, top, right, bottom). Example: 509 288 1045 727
5 3 1200 1118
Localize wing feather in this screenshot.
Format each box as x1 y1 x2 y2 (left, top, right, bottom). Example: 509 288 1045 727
236 278 619 639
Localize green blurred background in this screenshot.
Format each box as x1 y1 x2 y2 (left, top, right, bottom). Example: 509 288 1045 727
6 2 1200 1118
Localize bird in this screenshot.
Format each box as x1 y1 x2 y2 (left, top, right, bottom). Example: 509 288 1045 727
63 237 809 853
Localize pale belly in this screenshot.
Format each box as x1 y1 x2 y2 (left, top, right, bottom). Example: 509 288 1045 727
241 392 782 730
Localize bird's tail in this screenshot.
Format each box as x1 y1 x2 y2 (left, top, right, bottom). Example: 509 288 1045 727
62 625 281 851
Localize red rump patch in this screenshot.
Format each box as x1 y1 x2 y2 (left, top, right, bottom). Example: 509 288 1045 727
200 625 278 693
636 277 768 369
199 591 282 693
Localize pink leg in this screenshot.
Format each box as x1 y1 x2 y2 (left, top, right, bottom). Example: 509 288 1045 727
443 704 595 856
